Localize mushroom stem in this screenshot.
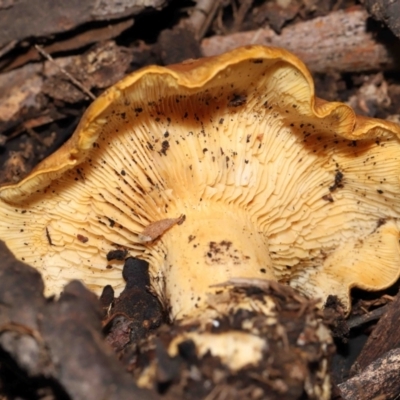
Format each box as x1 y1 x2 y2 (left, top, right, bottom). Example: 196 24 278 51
151 205 273 320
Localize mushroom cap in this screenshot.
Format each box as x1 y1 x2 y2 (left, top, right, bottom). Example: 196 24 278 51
1 45 400 314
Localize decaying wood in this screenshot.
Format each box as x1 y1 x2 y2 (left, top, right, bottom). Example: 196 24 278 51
2 7 399 138
201 8 400 73
4 18 134 71
338 348 400 400
365 0 400 40
35 45 96 101
351 289 400 373
128 282 334 400
0 40 134 133
0 241 158 400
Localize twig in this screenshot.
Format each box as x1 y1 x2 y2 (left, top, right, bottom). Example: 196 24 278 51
35 45 96 101
347 305 388 330
231 0 252 33
0 40 17 59
25 127 48 146
187 0 223 40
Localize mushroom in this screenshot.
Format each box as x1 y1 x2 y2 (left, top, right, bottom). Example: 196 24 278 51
1 45 400 323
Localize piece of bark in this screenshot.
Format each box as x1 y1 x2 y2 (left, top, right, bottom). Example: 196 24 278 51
201 7 400 73
0 241 45 328
0 62 45 130
338 348 400 400
0 241 52 378
251 1 300 33
351 289 400 374
345 72 391 118
156 25 202 65
0 40 133 133
0 0 166 49
365 0 400 40
4 18 134 71
0 241 159 400
41 40 133 102
40 281 158 400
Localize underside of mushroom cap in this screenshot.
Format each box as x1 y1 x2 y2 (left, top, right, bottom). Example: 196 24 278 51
1 45 400 317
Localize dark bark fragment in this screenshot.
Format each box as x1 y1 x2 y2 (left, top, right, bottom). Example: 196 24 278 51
40 281 158 400
0 40 133 138
104 258 164 351
4 19 135 71
351 289 400 373
0 241 159 400
0 0 167 48
156 25 202 65
338 348 400 400
365 0 400 40
0 241 45 329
